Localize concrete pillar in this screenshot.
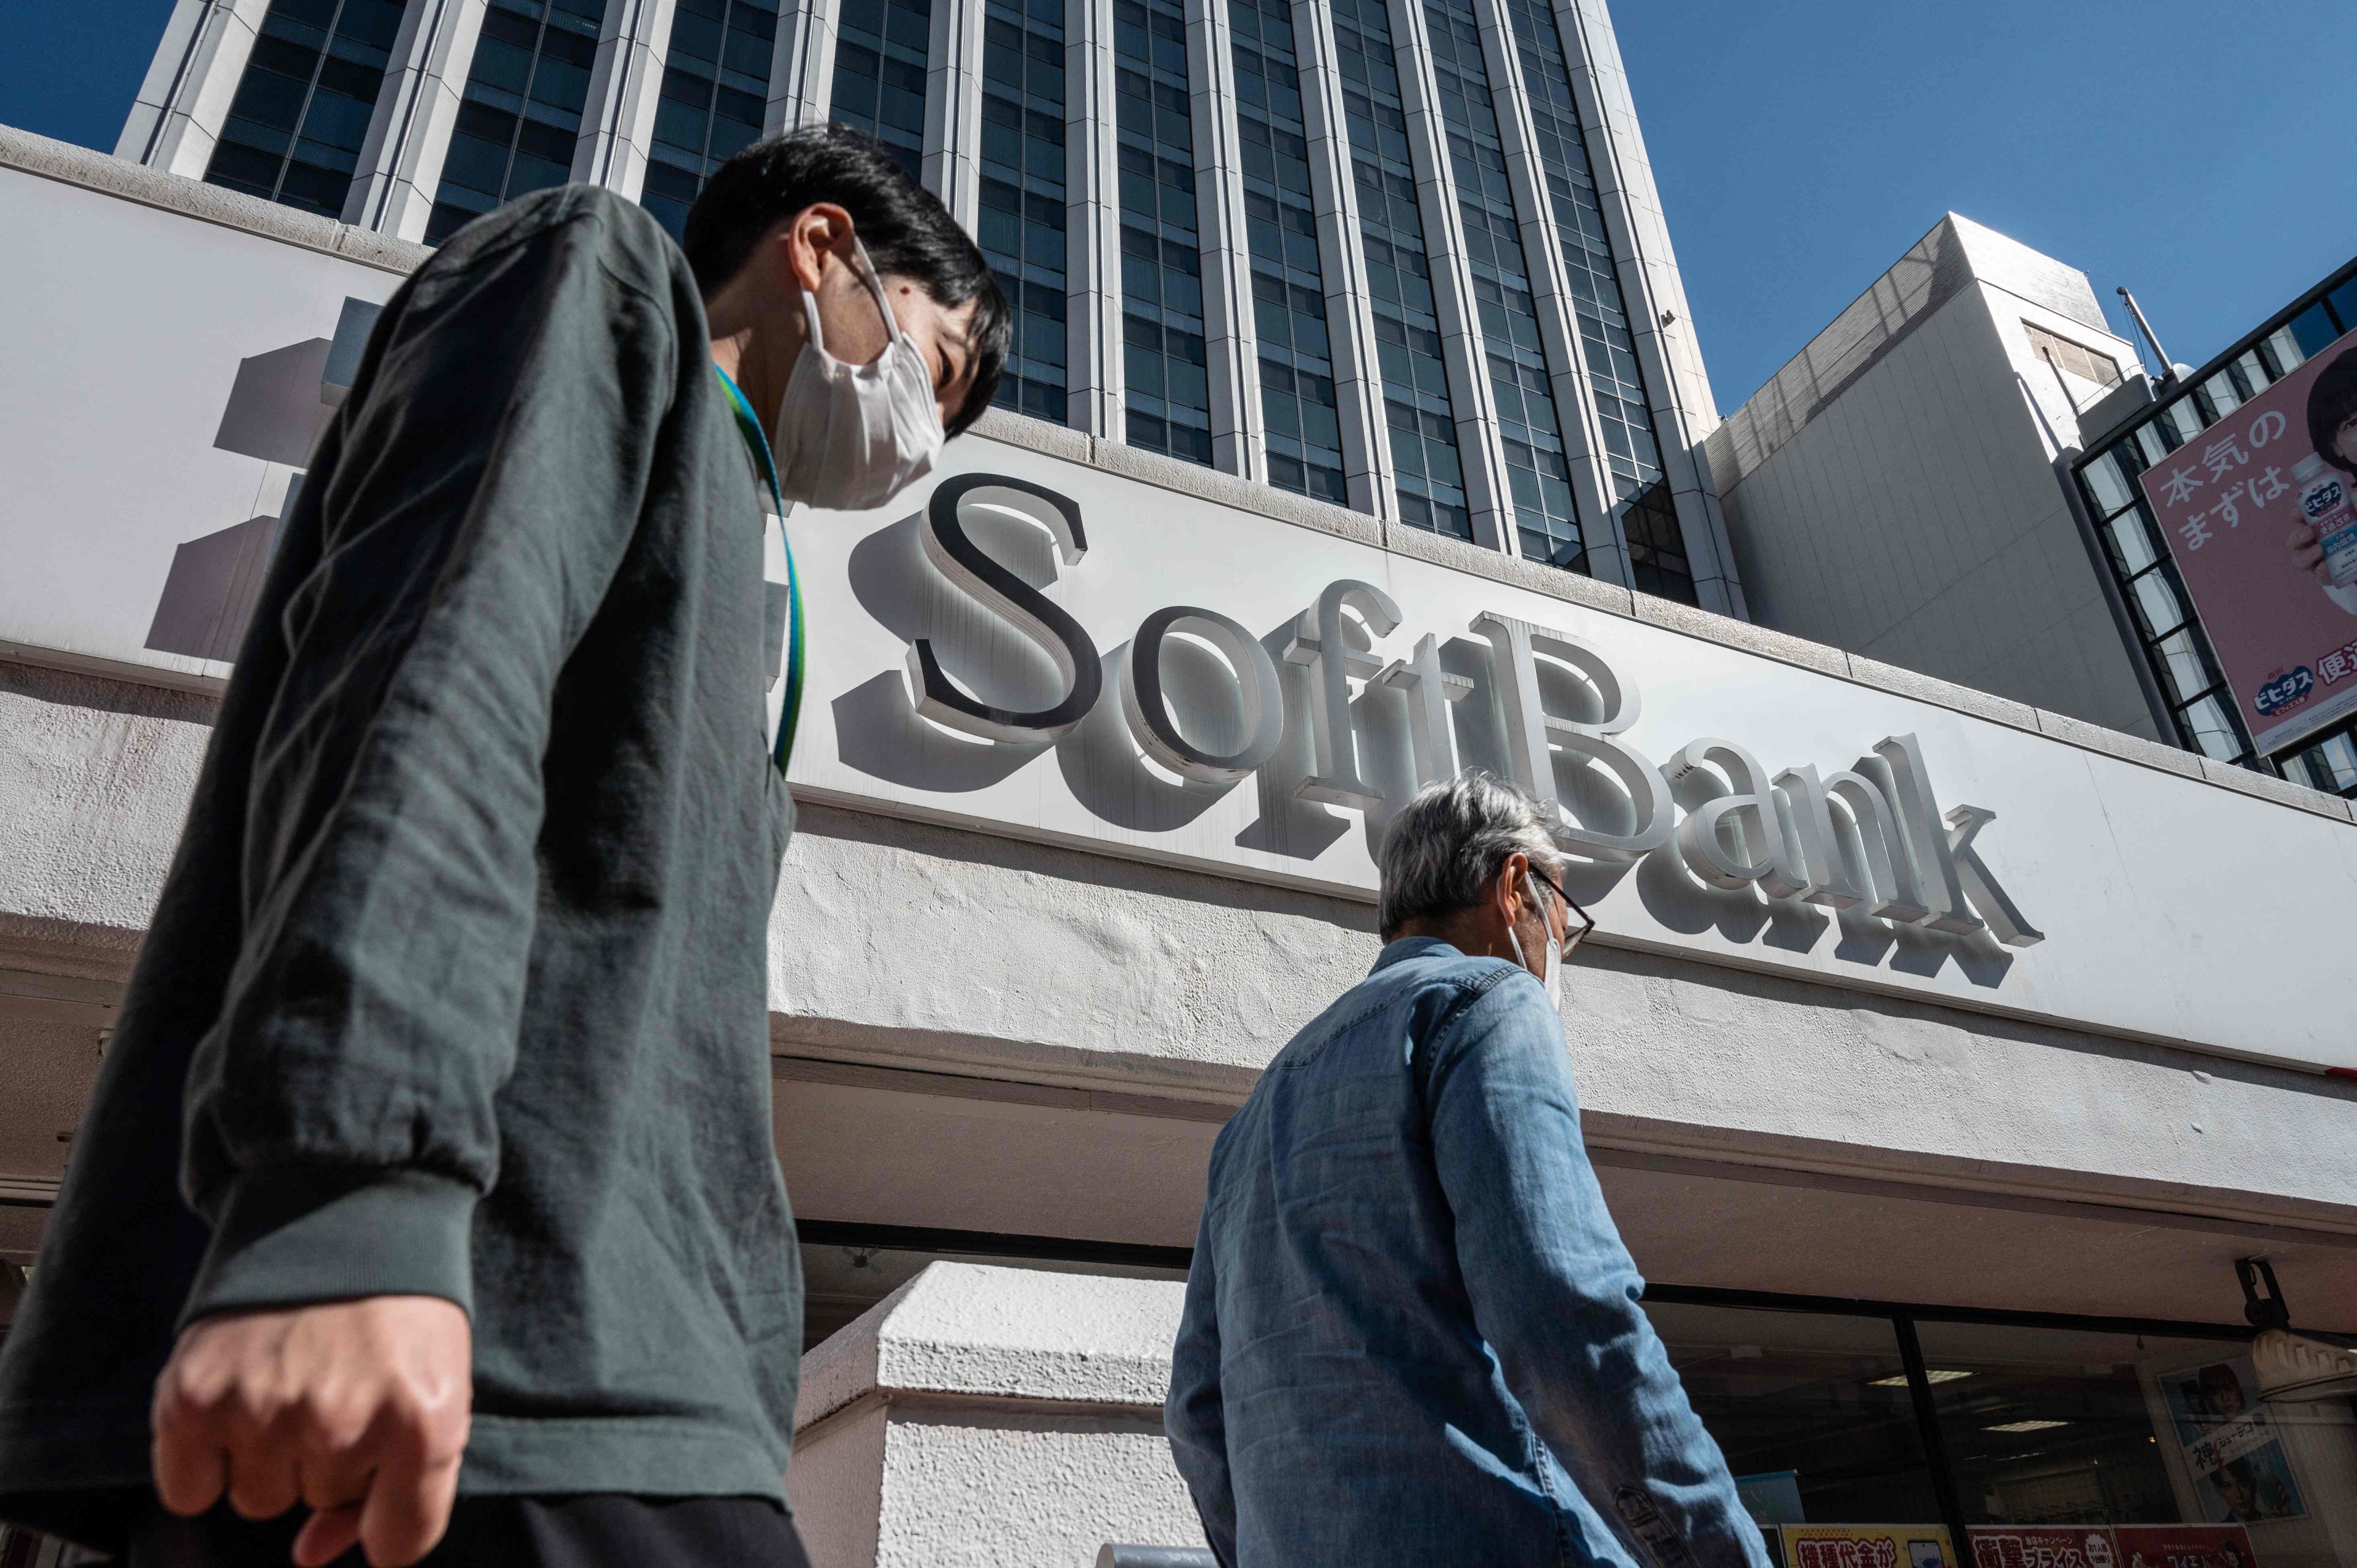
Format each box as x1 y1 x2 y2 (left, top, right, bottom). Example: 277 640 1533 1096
343 0 491 239
572 0 680 199
786 1264 1204 1568
1291 0 1394 520
1066 0 1126 440
1465 0 1630 585
921 0 986 226
1383 0 1511 554
766 0 844 131
116 0 277 180
1184 0 1260 480
1550 0 1743 616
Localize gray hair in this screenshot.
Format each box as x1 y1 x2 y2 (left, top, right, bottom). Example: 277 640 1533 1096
1376 772 1562 937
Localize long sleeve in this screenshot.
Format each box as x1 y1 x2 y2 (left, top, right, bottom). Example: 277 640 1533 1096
176 193 685 1326
1166 1199 1238 1567
1424 982 1767 1568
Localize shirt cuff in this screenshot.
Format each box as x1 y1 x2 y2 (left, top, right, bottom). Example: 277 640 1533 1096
180 1166 477 1328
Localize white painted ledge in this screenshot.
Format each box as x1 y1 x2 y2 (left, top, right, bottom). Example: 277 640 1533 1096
788 1262 1203 1568
796 1262 1185 1432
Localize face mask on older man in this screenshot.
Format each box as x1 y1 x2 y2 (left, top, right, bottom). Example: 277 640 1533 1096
1502 869 1563 1011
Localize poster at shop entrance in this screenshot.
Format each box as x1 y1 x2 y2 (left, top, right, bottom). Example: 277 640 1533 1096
1969 1526 2119 1568
2111 1525 2259 1568
1782 1524 1956 1568
2159 1360 2306 1522
2135 322 2357 753
1969 1527 2259 1568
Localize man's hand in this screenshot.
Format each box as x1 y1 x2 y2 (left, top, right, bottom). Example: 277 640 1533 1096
152 1296 471 1568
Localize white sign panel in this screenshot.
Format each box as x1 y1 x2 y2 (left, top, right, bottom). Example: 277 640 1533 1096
784 444 2357 1075
0 167 403 680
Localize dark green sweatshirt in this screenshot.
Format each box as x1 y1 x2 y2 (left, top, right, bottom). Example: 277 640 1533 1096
0 186 802 1549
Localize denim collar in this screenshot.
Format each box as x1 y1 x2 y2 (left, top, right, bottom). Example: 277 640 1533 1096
1370 935 1463 975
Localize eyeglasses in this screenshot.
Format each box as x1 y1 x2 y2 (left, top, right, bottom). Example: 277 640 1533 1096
1528 867 1595 957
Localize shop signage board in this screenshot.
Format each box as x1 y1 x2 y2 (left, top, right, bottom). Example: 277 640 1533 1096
4 165 2356 1075
2135 323 2357 752
2109 1526 2258 1568
1783 1524 1955 1568
1970 1528 2257 1568
777 442 2357 1075
1968 1528 2117 1568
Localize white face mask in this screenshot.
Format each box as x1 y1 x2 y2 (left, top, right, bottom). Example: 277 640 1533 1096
1502 870 1564 1011
772 238 947 512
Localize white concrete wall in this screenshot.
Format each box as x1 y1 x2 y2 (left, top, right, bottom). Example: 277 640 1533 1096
1718 276 2158 739
762 805 2357 1238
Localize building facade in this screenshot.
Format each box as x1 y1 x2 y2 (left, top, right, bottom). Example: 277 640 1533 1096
5 125 2357 1565
2064 257 2357 796
1708 216 2357 809
111 0 1744 611
1706 214 2165 744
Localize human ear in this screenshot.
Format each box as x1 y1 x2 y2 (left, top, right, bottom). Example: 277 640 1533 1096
784 203 857 295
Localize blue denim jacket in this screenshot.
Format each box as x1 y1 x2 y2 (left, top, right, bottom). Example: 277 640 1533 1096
1166 937 1767 1568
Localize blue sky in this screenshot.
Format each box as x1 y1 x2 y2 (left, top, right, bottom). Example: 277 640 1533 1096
1612 0 2357 405
6 0 2354 409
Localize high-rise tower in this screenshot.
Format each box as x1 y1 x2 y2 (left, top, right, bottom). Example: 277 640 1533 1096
119 0 1743 609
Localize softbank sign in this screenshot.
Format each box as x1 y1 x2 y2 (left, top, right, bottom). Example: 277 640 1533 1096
796 467 2042 959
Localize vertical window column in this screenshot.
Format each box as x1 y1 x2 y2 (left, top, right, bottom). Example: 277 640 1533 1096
1115 0 1213 466
766 0 844 131
1067 0 1128 436
205 0 411 219
922 0 989 223
1287 0 1393 517
341 1 499 242
978 0 1071 422
1230 0 1344 504
1424 0 1581 573
642 0 779 235
1328 0 1464 538
1506 0 1692 601
426 0 603 243
829 0 933 179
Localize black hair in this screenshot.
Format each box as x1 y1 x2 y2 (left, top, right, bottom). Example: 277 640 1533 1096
684 125 1009 438
2305 346 2357 476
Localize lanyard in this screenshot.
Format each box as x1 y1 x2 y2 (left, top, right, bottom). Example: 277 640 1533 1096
714 366 804 773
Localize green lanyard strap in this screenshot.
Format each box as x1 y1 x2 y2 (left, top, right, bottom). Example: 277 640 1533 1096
714 367 804 773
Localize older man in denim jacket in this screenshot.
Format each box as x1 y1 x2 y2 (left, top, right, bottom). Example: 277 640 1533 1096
1166 773 1766 1568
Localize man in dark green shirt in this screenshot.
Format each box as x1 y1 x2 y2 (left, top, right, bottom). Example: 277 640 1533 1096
0 128 1005 1567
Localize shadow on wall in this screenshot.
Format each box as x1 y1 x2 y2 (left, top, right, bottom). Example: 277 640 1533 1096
146 300 381 663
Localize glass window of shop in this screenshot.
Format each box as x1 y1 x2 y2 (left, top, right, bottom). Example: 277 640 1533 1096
1917 1321 2357 1568
2072 262 2357 788
1643 1300 1944 1529
794 1236 2357 1567
1653 1299 2357 1568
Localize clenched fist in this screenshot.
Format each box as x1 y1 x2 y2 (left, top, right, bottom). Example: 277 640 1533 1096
151 1296 472 1567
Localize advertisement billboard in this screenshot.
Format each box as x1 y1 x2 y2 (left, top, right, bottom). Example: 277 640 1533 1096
2158 1359 2306 1523
2110 1526 2257 1568
2135 325 2357 752
1968 1526 2257 1568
